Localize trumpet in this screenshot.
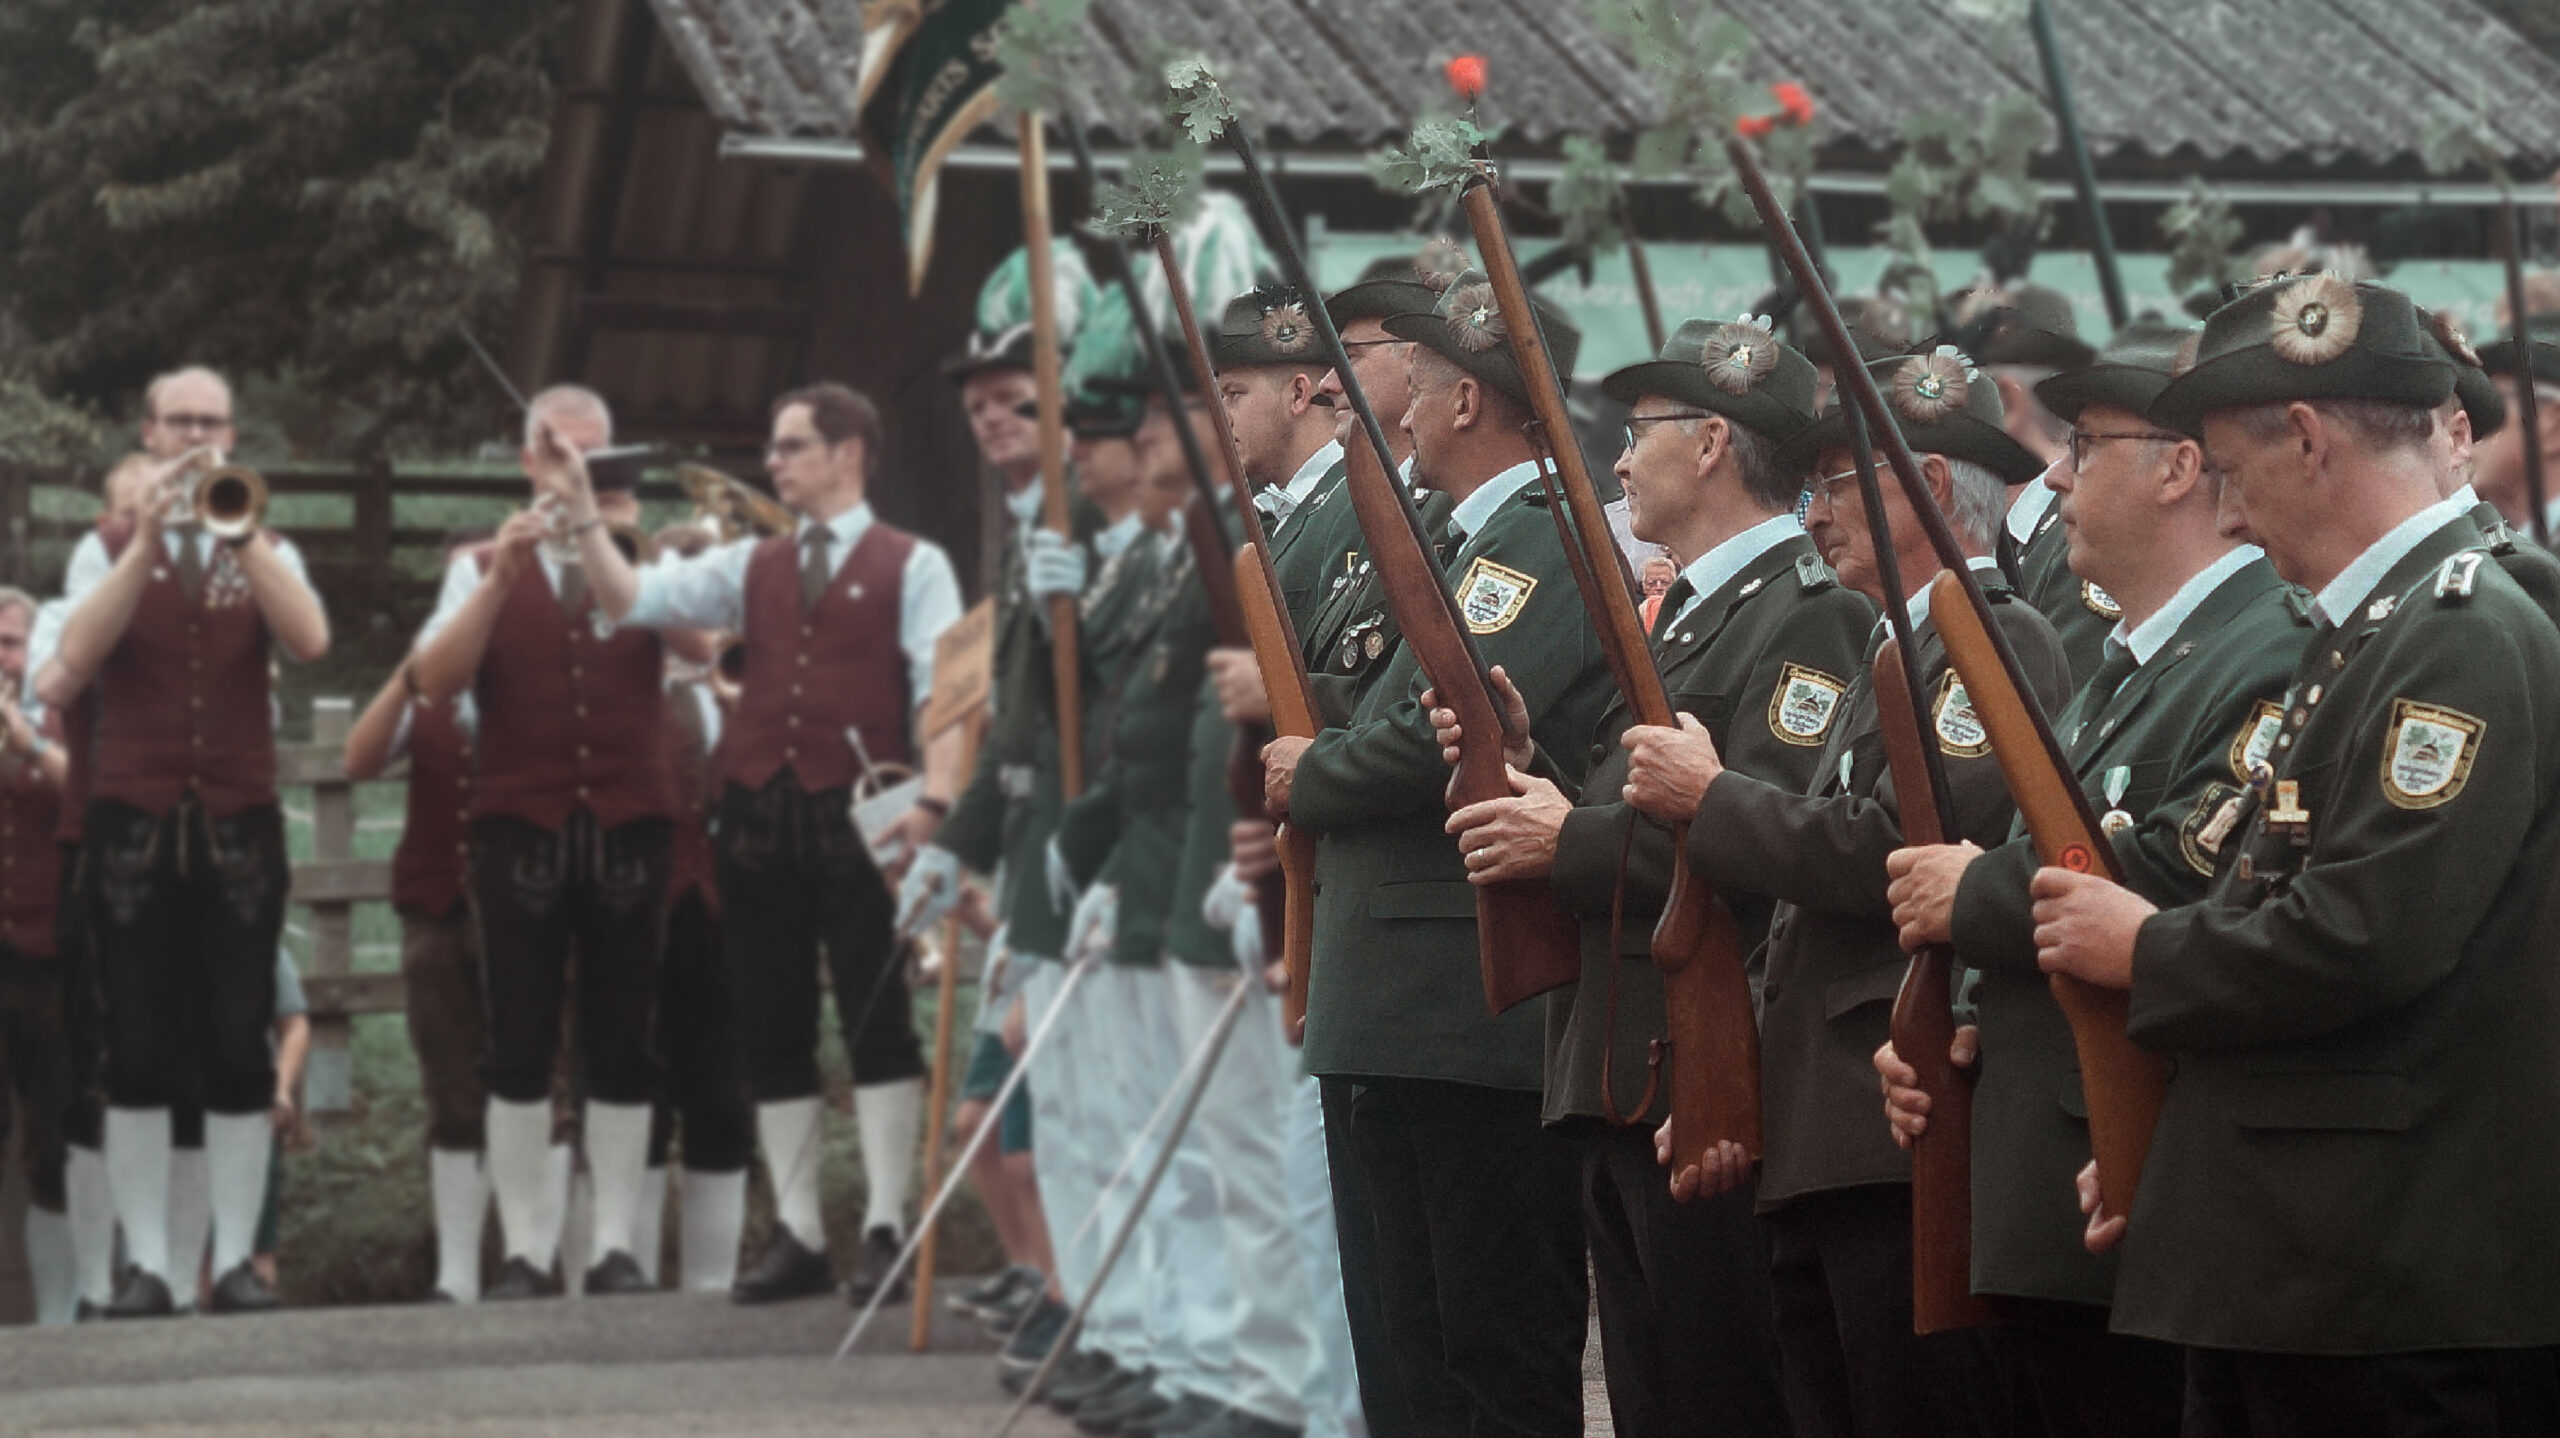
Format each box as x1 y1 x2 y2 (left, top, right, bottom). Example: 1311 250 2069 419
677 462 795 542
160 450 269 541
607 521 656 567
710 637 747 707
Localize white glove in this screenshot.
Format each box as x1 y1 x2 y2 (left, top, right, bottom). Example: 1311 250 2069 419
1201 862 1249 934
1026 529 1088 607
1068 882 1118 964
1044 836 1081 915
1229 898 1266 974
895 845 962 937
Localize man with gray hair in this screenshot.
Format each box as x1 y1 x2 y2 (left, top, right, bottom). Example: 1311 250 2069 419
1618 349 2070 1438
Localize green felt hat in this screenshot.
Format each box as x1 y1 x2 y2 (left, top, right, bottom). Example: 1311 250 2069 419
2414 307 2505 440
2034 321 2197 425
1381 268 1580 407
1777 346 2044 484
1601 314 1819 448
2475 314 2560 391
1972 283 2098 372
1212 284 1327 369
1060 282 1148 435
2149 275 2455 435
1326 241 1466 328
947 236 1097 383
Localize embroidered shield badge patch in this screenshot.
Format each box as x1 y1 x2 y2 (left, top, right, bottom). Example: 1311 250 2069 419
2380 699 2482 810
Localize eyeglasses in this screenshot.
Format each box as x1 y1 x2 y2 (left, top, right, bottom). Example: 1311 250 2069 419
1806 468 1864 511
1339 338 1402 352
155 413 232 432
1621 410 1712 452
2068 428 2182 472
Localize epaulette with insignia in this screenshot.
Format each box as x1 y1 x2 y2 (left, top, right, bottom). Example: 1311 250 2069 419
1794 553 1834 591
2433 550 2486 603
2282 586 2316 621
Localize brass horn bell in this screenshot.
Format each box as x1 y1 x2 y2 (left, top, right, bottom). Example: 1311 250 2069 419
192 464 268 542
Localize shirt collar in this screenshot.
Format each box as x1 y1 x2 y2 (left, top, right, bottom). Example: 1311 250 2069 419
2114 544 2262 663
1005 478 1045 528
1285 440 1343 505
2006 461 2063 544
1448 459 1545 540
1674 513 1803 625
1889 554 2006 637
2312 494 2475 629
795 501 871 551
2450 482 2480 509
1092 510 1146 561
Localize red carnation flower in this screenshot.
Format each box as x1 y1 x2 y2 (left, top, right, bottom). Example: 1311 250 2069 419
1736 112 1775 139
1773 81 1815 125
1445 54 1487 101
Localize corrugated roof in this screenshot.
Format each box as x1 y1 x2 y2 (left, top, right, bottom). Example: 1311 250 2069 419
649 0 2560 168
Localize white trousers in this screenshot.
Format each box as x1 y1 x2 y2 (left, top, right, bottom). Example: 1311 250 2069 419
1103 963 1236 1401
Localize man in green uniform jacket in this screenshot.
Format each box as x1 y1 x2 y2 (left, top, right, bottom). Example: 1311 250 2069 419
2033 277 2560 1433
1878 323 2306 1436
1434 316 1869 1438
1259 273 1614 1438
1620 350 2074 1438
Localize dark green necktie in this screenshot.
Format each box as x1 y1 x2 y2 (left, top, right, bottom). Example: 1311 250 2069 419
801 526 831 614
1651 577 1695 640
174 526 206 604
2086 640 2141 709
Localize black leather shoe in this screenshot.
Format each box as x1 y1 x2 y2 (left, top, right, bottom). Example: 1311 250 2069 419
585 1249 655 1296
102 1269 174 1320
979 1283 1038 1339
842 1224 910 1306
1125 1395 1225 1438
209 1261 280 1314
1163 1405 1304 1438
485 1256 558 1300
1079 1380 1173 1436
76 1298 103 1323
731 1229 834 1304
994 1298 1072 1395
950 1263 1040 1319
1046 1354 1132 1414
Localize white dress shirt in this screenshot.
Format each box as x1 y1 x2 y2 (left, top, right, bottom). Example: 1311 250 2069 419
2113 545 2264 664
2312 494 2476 630
1669 513 1805 629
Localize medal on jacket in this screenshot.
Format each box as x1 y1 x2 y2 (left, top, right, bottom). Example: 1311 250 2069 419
2264 778 2312 843
2098 766 2133 837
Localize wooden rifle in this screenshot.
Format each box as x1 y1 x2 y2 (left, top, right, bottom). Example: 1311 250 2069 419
2499 198 2551 545
1223 124 1580 1014
1871 636 2003 1333
1057 112 1295 987
2027 0 2128 329
1723 130 2166 1230
1016 112 1082 797
1457 171 1761 1161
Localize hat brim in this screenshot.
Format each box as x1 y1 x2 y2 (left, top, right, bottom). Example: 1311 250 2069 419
2478 339 2560 391
1326 278 1440 329
1601 361 1811 449
1382 309 1533 406
2149 349 2456 437
1980 330 2098 372
1774 407 2044 486
2033 365 2174 426
2454 366 2507 440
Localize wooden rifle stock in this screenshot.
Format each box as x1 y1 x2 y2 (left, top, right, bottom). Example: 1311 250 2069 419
1926 570 2167 1229
1871 641 2001 1334
1017 112 1081 797
1459 179 1760 1157
1239 544 1321 1040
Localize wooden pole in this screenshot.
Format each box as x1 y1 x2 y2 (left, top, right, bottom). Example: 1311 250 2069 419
304 697 357 1117
1018 111 1083 797
911 711 984 1351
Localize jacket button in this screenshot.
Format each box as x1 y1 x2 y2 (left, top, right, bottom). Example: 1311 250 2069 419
783 747 798 760
800 625 813 638
576 746 590 759
577 786 591 800
789 684 803 697
1590 742 1608 764
797 654 809 668
786 715 800 728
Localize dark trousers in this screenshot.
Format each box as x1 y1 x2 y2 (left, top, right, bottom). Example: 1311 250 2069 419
1581 1124 1789 1437
399 905 485 1151
1323 1077 1412 1438
2000 1298 2181 1438
714 778 922 1098
1334 1075 1588 1438
85 799 285 1114
648 888 750 1172
1766 1182 2008 1438
54 841 100 1151
2184 1347 2512 1438
468 811 668 1106
0 949 69 1209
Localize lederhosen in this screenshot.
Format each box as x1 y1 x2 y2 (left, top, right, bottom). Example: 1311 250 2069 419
54 689 100 1153
650 685 749 1172
0 717 69 1209
85 528 291 1118
464 550 673 1108
394 697 485 1151
717 524 925 1101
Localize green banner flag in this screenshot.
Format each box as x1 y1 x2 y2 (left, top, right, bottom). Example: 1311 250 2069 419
857 0 1015 292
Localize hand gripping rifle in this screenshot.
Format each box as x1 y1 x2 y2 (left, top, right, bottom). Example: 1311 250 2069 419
1456 170 1761 1162
1059 112 1297 994
1217 104 1580 1014
1724 130 2167 1231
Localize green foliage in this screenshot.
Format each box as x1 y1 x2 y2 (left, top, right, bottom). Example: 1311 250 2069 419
0 0 568 461
1550 136 1626 255
1090 141 1205 238
990 0 1091 114
1371 117 1485 197
2160 176 2251 303
2417 90 2512 192
1878 93 2047 322
1590 1 1812 227
1162 57 1239 145
0 367 106 468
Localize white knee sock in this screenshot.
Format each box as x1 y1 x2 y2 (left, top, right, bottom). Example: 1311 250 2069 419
204 1112 272 1278
632 1165 668 1283
66 1146 116 1306
756 1097 827 1252
167 1145 210 1296
853 1078 922 1239
537 1141 573 1270
484 1099 554 1266
581 1101 652 1265
103 1109 172 1284
679 1168 746 1293
428 1148 488 1301
26 1206 75 1325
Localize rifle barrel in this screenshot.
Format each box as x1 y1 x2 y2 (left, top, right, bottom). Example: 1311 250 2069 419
1018 110 1083 798
2028 0 2128 330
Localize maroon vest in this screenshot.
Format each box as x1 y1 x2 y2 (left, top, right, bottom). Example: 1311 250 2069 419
91 528 278 817
468 550 676 829
665 686 719 916
391 698 471 916
722 522 917 793
0 744 62 957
